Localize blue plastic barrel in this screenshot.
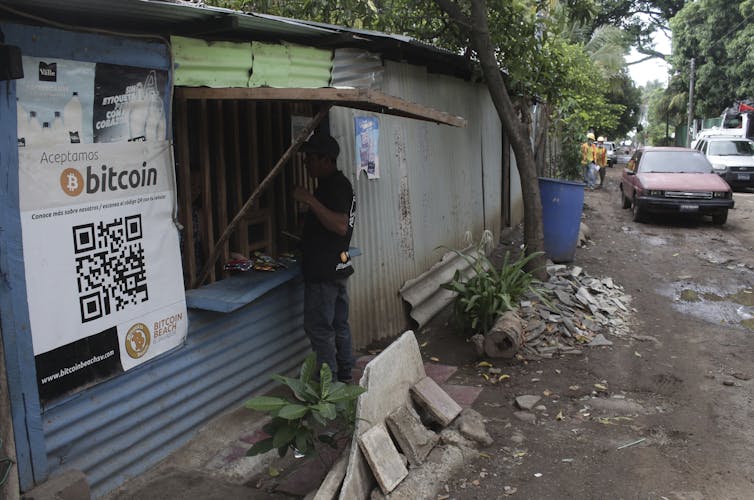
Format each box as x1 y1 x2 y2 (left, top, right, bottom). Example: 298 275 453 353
538 177 585 263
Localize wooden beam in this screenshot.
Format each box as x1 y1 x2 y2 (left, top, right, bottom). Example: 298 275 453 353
192 106 332 288
198 100 215 283
174 97 195 284
175 87 466 128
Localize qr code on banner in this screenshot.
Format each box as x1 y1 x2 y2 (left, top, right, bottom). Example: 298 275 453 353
73 215 149 323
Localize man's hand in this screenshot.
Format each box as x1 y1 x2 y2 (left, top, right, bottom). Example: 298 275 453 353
293 186 314 206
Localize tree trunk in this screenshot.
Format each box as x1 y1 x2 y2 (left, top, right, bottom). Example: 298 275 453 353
434 0 547 279
466 0 546 280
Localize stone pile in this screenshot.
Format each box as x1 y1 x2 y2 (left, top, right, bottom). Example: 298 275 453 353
517 264 634 358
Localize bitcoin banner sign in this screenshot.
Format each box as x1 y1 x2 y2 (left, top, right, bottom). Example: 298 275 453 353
16 56 187 403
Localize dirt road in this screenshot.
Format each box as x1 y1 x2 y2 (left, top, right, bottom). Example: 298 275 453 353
427 166 754 499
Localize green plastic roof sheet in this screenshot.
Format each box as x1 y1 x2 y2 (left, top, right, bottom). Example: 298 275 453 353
249 42 331 88
172 36 332 89
172 36 251 88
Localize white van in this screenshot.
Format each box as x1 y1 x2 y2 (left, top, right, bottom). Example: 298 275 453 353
693 135 754 189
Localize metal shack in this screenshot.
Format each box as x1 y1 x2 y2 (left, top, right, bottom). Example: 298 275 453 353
0 1 522 497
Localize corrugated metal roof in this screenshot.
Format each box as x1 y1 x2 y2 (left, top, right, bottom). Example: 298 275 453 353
0 0 472 79
0 0 336 42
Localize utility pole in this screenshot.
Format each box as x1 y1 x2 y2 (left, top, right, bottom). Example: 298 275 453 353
686 58 695 146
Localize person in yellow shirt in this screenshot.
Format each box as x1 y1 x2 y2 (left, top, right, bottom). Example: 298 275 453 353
595 136 608 188
580 133 597 189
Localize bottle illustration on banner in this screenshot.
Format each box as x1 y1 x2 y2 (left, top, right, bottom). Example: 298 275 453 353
52 111 67 145
41 122 53 147
63 91 83 144
127 82 147 141
145 70 166 141
129 70 165 142
24 110 43 147
17 99 28 147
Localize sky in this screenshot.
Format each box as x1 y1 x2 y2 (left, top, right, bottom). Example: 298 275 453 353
627 31 672 87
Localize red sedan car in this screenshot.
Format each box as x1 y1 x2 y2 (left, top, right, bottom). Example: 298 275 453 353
620 147 734 224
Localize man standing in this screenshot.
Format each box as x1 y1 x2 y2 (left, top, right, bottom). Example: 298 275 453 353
595 136 608 188
294 132 357 382
580 133 598 189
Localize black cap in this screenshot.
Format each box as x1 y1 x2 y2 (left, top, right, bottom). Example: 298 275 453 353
300 133 340 159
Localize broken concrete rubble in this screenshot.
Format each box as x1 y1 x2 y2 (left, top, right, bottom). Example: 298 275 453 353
386 405 439 466
518 263 634 359
318 331 491 500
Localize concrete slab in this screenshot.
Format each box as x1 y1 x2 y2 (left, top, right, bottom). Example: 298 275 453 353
339 331 426 499
386 405 439 466
358 423 408 494
411 377 462 426
441 384 483 408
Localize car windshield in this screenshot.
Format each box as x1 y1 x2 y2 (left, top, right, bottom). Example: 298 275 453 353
639 151 712 173
708 140 754 156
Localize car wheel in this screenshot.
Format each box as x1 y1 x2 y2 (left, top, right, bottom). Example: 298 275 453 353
620 186 631 209
631 195 644 222
712 209 728 225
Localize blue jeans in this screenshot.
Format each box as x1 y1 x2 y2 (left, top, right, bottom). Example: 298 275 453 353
304 280 354 381
584 162 597 188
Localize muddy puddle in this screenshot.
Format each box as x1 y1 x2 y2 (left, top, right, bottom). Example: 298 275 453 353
660 279 754 330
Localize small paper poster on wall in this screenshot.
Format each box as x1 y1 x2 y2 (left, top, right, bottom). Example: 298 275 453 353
355 116 380 179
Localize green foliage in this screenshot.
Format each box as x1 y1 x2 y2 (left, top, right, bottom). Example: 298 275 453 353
245 353 366 458
669 0 753 118
440 231 546 336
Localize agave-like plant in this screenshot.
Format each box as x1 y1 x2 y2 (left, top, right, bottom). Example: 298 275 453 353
440 232 547 336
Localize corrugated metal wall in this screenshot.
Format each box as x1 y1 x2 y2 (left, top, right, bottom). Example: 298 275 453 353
44 281 308 497
328 59 504 346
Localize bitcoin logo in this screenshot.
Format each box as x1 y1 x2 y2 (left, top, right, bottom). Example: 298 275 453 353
60 168 84 197
125 323 151 359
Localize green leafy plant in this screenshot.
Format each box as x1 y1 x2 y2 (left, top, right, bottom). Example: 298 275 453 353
440 231 547 336
244 353 366 458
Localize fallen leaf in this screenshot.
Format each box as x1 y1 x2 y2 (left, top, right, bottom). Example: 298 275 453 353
634 351 642 357
482 373 490 381
673 253 679 257
594 383 608 391
499 374 511 381
543 389 552 397
569 385 580 390
478 452 491 459
420 341 428 347
268 466 280 477
556 410 565 420
477 361 493 367
430 356 440 362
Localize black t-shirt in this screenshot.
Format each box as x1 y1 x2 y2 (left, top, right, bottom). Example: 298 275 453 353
301 170 356 282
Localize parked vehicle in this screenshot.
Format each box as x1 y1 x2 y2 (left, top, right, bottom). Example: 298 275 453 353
616 146 633 165
620 147 734 225
692 136 754 190
604 141 617 167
